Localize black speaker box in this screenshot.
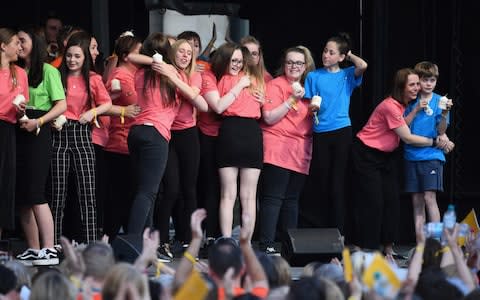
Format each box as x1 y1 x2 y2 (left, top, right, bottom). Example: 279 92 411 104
284 228 344 266
110 234 143 264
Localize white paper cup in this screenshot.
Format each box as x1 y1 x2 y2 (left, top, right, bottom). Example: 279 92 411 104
54 115 67 128
439 96 448 110
292 82 302 94
152 53 163 63
311 95 322 108
111 79 121 92
12 94 26 108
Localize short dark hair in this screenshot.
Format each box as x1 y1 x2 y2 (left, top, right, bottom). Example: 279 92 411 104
208 237 243 278
0 264 17 295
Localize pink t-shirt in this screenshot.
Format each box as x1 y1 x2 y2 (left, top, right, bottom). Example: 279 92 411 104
132 69 180 141
104 67 137 154
64 72 111 121
261 76 312 174
92 116 110 147
356 97 406 152
0 66 29 124
198 70 221 137
171 71 202 130
217 72 261 119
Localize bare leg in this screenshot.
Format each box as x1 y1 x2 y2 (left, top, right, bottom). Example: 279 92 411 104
412 193 426 243
219 167 239 237
239 168 261 241
19 206 41 249
424 191 440 222
33 204 55 249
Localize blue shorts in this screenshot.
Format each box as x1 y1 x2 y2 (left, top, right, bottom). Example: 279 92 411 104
404 160 444 193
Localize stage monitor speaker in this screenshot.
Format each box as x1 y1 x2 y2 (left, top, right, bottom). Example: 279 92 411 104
110 234 143 264
284 228 343 266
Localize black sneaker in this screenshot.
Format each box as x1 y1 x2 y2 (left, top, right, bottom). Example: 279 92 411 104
33 248 59 266
16 248 40 266
265 246 281 256
157 244 173 262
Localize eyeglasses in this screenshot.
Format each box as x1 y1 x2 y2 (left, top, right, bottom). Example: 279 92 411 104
286 60 305 67
231 59 243 65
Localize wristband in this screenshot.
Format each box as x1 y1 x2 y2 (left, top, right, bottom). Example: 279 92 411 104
416 244 425 253
120 107 125 124
92 108 100 128
184 251 196 265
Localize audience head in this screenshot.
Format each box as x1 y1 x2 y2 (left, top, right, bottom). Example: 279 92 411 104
271 256 292 287
422 237 443 269
82 241 115 282
208 237 244 280
0 264 19 300
415 266 463 300
288 276 344 300
4 260 31 289
102 262 150 300
257 252 279 288
30 269 76 300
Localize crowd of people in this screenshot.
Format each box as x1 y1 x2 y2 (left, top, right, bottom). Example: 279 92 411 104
1 13 473 299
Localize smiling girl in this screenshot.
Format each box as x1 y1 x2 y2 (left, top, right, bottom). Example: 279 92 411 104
51 31 112 244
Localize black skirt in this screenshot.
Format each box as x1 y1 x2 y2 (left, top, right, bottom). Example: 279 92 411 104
0 120 16 229
217 117 263 169
16 109 52 205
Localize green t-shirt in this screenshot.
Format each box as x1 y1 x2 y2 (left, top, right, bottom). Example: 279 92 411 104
27 63 65 111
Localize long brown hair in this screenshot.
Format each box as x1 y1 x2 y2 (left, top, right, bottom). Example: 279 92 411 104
139 32 176 107
391 68 417 105
0 28 19 91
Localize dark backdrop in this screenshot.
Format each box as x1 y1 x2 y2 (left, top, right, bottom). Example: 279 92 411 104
2 0 478 244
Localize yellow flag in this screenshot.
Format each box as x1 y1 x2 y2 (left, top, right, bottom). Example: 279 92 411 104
343 248 353 282
461 209 479 234
174 269 209 300
362 253 401 299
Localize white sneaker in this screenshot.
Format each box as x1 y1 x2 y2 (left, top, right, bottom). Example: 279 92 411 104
32 248 59 266
16 248 40 266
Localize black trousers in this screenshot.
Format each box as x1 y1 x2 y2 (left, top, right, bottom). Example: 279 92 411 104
350 138 400 250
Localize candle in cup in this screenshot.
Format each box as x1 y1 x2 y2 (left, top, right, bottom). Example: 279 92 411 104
111 79 121 92
438 95 449 110
12 94 26 108
311 95 322 108
54 115 67 128
152 53 163 63
292 82 303 94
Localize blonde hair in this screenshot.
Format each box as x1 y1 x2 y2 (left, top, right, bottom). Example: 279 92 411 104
169 38 196 78
102 263 150 300
30 270 76 300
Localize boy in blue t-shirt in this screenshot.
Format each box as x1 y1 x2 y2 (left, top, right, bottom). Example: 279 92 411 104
404 61 454 242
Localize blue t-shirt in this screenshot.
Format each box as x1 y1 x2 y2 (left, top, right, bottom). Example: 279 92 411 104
304 66 362 133
403 92 450 162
